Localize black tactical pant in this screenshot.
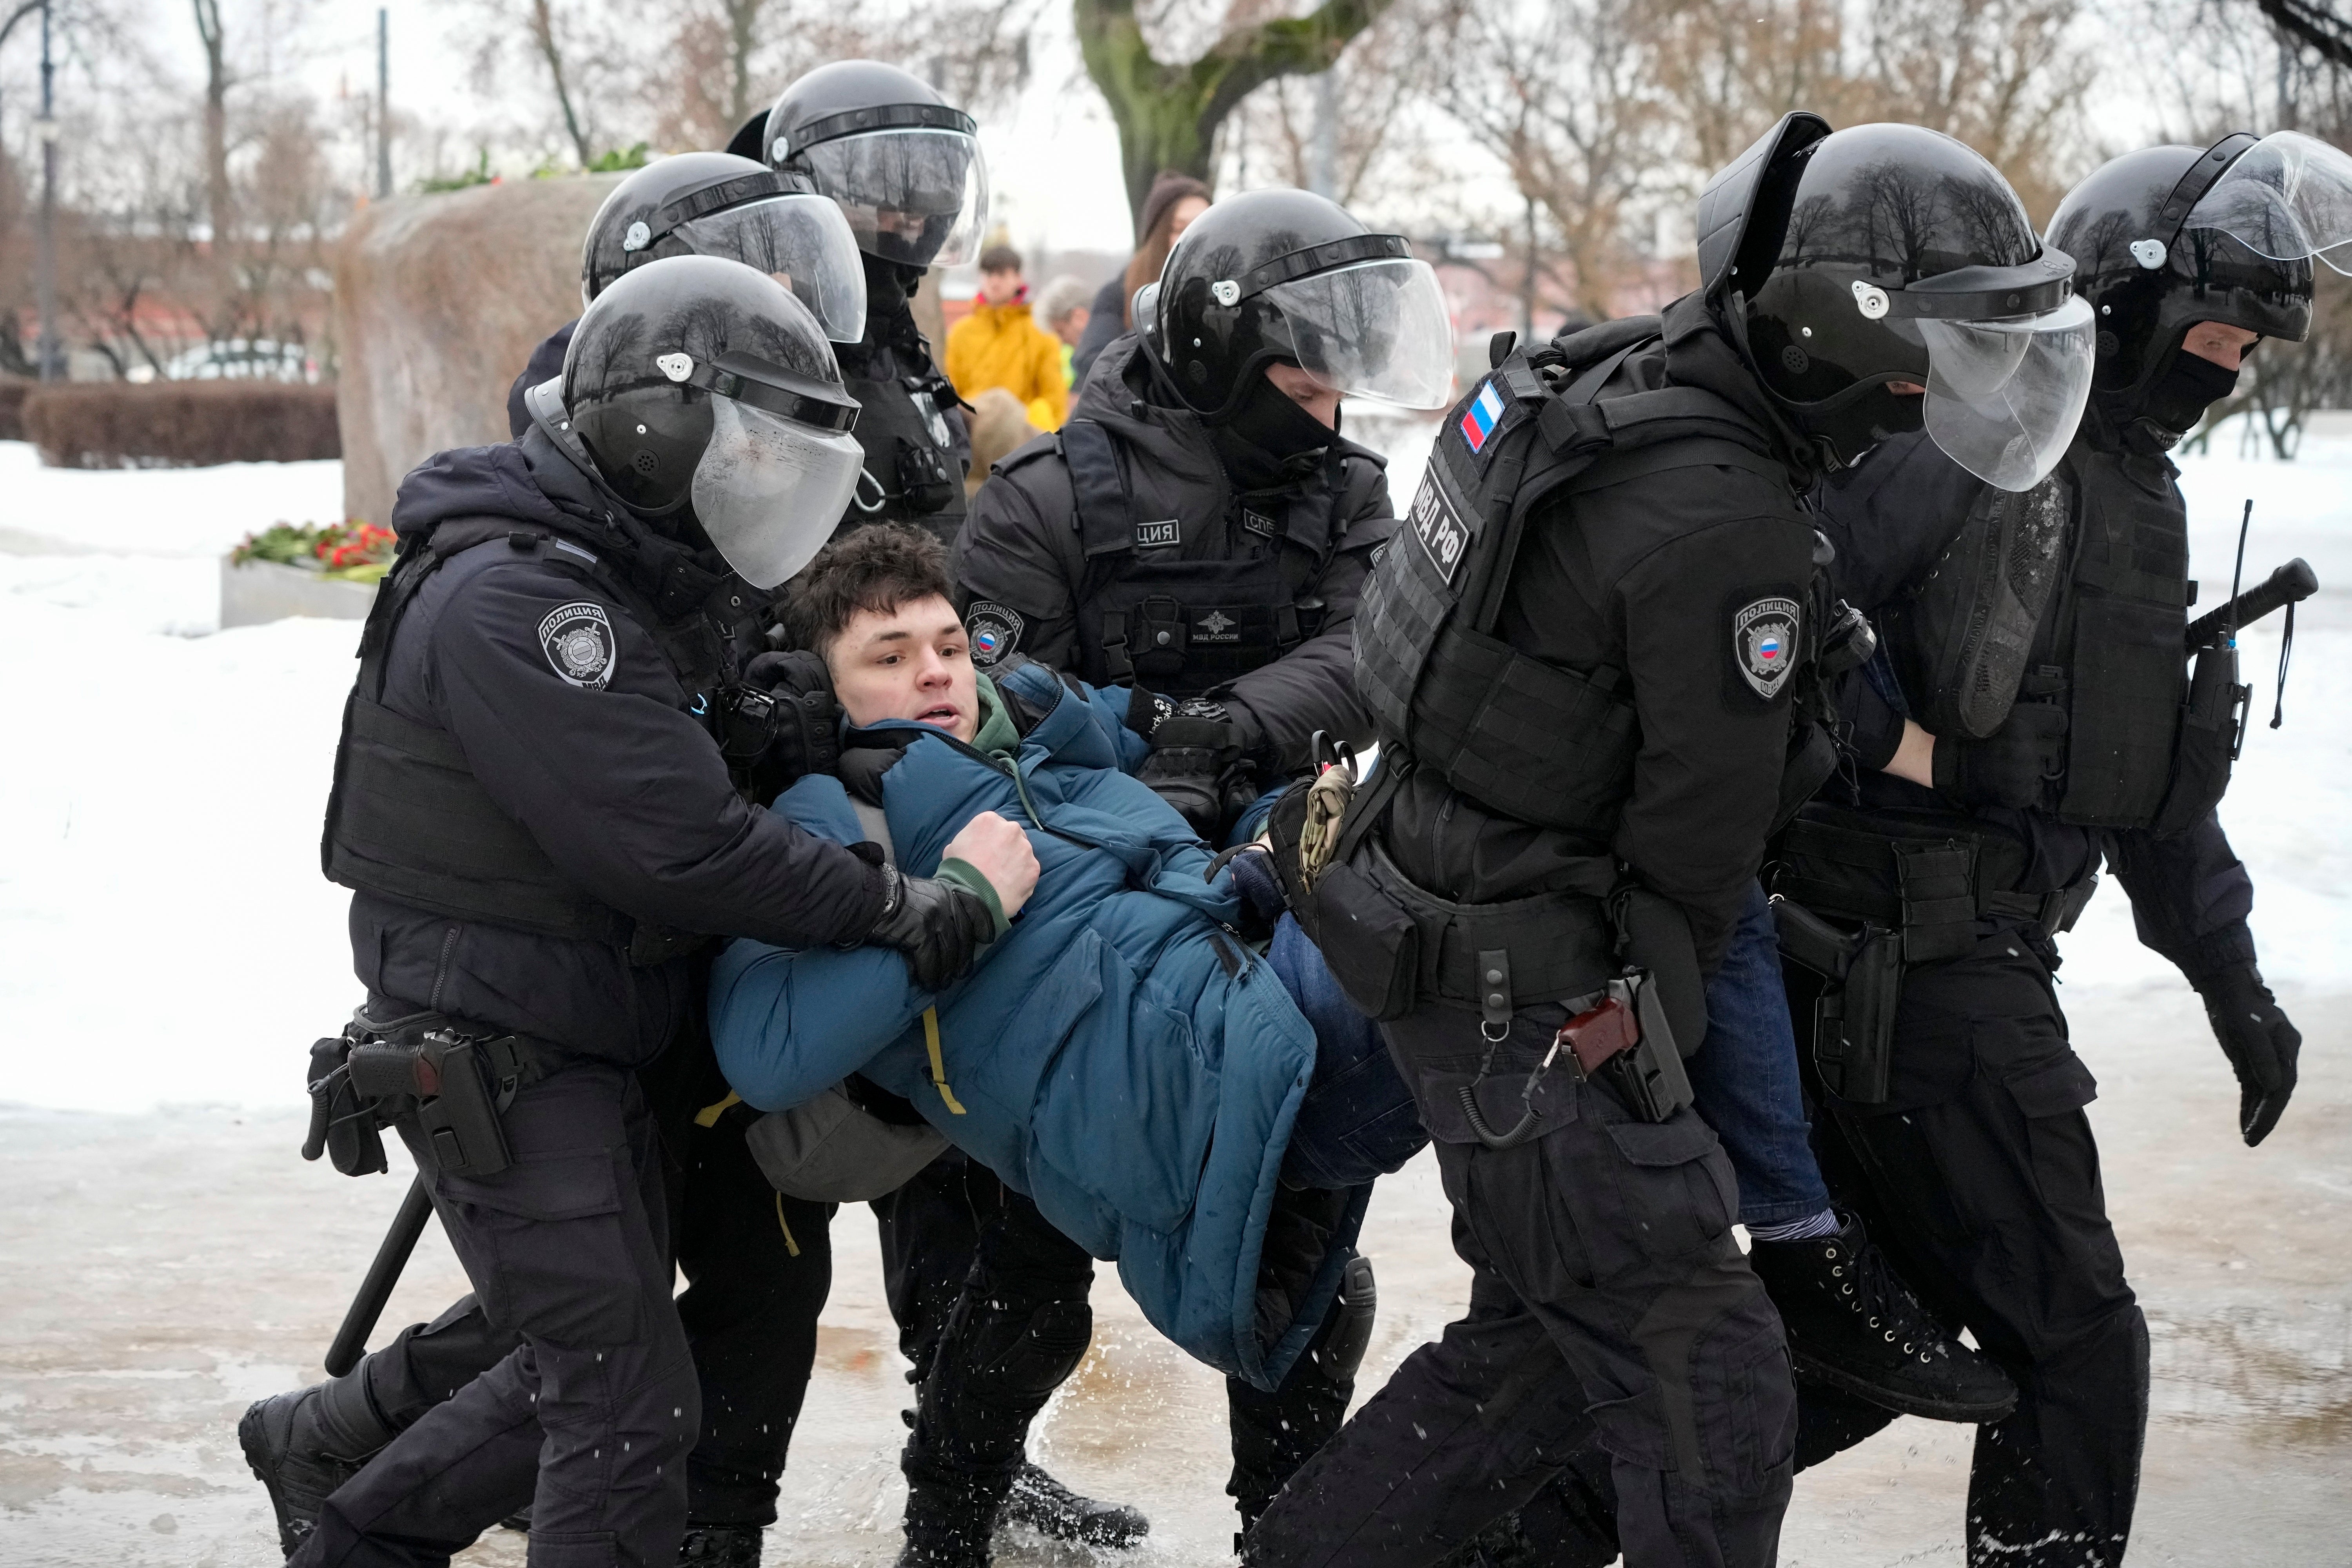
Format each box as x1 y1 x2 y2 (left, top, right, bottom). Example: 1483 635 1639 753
1791 925 2149 1567
315 1098 834 1531
293 1061 699 1568
1248 1006 1795 1568
881 1153 1364 1536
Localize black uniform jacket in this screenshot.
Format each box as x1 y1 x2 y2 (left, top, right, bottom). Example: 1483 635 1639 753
1814 425 2257 983
1386 295 1820 972
952 334 1396 770
354 430 887 1065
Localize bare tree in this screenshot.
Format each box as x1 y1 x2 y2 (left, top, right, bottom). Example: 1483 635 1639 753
1216 0 1446 209
2249 0 2352 65
1075 0 1396 218
1435 0 1672 319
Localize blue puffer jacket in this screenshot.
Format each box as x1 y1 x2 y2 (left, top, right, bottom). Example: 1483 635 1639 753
709 659 1368 1390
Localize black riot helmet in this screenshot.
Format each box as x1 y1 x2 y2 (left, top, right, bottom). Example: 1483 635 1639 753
2046 132 2344 442
1151 187 1455 421
550 254 865 589
1699 116 2092 491
580 152 867 341
759 61 989 269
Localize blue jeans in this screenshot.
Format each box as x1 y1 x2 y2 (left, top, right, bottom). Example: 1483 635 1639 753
1686 880 1833 1226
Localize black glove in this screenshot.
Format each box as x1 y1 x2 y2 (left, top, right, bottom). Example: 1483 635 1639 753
1138 712 1246 840
1931 703 2067 809
865 864 995 992
732 650 843 800
2195 964 2300 1146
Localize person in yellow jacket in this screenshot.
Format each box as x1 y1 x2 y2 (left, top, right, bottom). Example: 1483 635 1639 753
946 244 1070 431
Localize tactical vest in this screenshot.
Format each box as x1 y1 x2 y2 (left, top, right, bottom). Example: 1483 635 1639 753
1884 443 2212 833
2049 446 2193 828
840 365 966 547
320 517 747 963
1354 321 1793 836
1059 418 1337 699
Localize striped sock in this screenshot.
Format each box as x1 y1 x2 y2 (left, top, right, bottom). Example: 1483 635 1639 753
1748 1208 1842 1244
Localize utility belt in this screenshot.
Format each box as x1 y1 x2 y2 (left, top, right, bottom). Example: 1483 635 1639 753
301 1009 556 1179
1267 743 1695 1135
1768 805 2098 1105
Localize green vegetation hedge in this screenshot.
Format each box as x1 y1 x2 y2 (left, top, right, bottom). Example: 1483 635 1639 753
24 381 340 468
0 376 31 443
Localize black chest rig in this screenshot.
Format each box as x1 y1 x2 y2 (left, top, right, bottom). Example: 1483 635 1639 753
839 333 966 546
1060 417 1338 700
1355 325 1798 837
2048 447 2200 828
320 516 755 962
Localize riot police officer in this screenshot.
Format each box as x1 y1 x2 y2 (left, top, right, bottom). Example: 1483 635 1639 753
500 147 873 433
244 155 880 1568
258 256 1027 1568
1245 119 2094 1568
856 189 1441 1566
730 60 985 546
1771 130 2331 1566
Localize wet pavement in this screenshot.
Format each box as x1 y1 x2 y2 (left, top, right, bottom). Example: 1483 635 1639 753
2 976 2346 1566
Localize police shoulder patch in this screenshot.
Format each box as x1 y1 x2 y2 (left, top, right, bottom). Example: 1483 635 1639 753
965 601 1024 668
1732 595 1800 700
539 601 617 690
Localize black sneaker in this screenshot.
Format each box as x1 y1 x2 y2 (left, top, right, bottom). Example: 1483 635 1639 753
1749 1212 2018 1423
998 1459 1150 1548
238 1389 366 1559
679 1523 762 1565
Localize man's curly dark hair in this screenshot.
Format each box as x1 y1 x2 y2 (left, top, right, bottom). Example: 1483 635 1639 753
779 523 956 656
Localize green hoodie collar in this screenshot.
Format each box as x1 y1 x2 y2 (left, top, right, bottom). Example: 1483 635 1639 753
971 673 1021 759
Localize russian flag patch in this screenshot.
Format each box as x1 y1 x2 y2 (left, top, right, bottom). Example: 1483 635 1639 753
1459 380 1506 453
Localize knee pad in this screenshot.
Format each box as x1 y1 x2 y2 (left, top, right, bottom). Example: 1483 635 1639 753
1318 1254 1378 1383
313 1364 398 1459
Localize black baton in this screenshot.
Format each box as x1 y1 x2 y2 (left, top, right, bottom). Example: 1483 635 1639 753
2185 557 2319 650
325 1176 434 1377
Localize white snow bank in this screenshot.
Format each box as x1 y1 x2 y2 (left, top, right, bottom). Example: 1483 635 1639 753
0 439 344 558
0 564 361 1112
0 434 2344 1114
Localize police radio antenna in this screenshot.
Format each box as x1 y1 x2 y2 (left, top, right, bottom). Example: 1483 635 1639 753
2226 499 2251 650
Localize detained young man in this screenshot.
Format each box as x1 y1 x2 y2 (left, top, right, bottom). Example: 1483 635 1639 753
707 524 1425 1393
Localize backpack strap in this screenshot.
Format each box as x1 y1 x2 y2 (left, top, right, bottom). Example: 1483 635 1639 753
1062 418 1131 563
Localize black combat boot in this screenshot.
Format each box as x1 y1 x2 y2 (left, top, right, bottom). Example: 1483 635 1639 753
896 1479 996 1568
679 1523 763 1564
1748 1212 2017 1422
237 1373 396 1557
999 1459 1150 1548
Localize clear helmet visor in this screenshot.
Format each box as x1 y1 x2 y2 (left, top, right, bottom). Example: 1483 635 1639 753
1894 294 2094 492
1261 257 1456 410
2185 129 2352 276
675 193 867 343
690 395 866 590
802 129 989 269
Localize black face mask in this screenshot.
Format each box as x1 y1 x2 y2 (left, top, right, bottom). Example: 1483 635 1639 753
1800 383 1926 471
2134 347 2241 448
1209 370 1336 491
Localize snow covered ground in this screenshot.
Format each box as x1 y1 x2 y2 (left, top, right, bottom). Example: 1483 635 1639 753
1 430 2348 1564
